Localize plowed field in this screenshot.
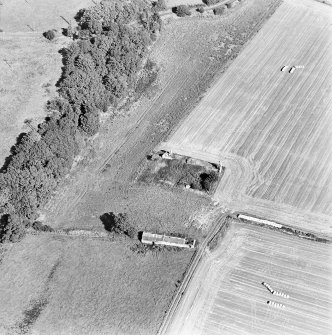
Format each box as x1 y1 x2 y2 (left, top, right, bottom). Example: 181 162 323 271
159 0 332 235
166 221 332 335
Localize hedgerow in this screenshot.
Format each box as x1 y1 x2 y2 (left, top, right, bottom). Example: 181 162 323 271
0 0 161 242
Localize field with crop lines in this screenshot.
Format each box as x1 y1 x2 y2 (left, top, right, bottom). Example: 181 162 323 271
166 221 332 335
159 0 332 235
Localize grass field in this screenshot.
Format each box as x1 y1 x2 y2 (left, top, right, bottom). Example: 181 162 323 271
0 0 94 32
159 0 332 235
0 0 96 164
0 234 194 335
0 33 66 163
0 0 97 165
166 221 332 335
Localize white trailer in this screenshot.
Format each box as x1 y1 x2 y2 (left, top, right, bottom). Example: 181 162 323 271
237 214 282 228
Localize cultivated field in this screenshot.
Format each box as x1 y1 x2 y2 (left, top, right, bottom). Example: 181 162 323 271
166 221 332 335
159 0 332 235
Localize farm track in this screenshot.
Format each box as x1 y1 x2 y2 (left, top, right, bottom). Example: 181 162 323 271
164 221 332 335
96 61 192 174
160 0 332 235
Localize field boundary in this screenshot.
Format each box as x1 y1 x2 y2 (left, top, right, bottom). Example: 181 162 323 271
234 216 331 243
157 212 230 335
158 212 331 334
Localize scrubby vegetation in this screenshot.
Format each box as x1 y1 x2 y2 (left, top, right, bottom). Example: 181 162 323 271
207 218 229 251
130 241 186 255
139 157 221 193
43 30 56 40
152 0 167 12
0 0 162 243
174 5 192 17
0 214 26 243
197 6 205 13
213 5 226 15
31 221 54 233
203 0 221 5
100 212 137 238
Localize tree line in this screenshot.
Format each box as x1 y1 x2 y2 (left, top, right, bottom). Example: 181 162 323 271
0 0 162 242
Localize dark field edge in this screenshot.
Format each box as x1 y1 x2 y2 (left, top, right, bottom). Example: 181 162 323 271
11 259 61 334
230 216 332 244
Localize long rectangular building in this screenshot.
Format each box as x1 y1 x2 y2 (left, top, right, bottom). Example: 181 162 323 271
141 232 196 248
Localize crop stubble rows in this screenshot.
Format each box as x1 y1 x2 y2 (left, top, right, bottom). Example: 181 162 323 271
166 222 332 335
160 0 332 234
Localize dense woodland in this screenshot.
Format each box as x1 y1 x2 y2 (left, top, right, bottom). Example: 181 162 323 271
0 0 162 242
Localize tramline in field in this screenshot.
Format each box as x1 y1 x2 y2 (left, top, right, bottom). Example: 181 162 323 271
159 0 332 234
164 221 332 335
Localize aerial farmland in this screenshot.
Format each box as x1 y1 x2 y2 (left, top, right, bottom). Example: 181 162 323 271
164 221 332 335
160 0 332 235
0 0 331 333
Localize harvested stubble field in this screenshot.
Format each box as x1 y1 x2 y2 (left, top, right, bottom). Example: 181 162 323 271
159 0 332 235
166 221 332 335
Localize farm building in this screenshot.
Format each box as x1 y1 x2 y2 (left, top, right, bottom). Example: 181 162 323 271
141 232 196 248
